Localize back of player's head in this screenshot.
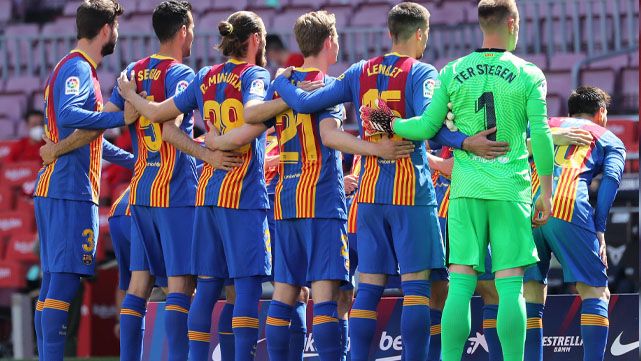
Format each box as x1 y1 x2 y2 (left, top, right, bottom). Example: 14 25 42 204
266 34 286 53
76 0 123 40
387 2 430 43
477 0 518 31
152 0 192 43
568 86 611 117
293 11 337 57
218 11 265 59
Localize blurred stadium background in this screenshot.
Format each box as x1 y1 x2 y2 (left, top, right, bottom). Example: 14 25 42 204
0 0 637 359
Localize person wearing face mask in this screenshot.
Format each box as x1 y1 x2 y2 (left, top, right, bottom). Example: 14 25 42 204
6 110 46 163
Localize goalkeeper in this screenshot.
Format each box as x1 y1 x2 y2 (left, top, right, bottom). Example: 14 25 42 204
362 1 554 360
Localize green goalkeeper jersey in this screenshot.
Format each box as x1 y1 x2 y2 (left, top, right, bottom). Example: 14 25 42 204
393 49 554 203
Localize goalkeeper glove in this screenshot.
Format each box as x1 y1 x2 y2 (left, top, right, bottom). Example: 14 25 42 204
359 98 395 137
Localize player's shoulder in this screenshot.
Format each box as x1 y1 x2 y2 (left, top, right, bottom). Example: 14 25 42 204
195 65 213 79
410 61 438 77
60 54 92 76
506 53 545 78
168 62 194 75
336 60 366 81
243 64 269 77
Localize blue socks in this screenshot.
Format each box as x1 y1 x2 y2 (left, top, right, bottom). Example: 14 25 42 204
338 318 349 361
120 294 147 361
232 276 263 361
524 303 544 361
266 300 294 361
312 301 341 361
35 272 50 360
400 280 431 361
187 277 224 361
41 273 80 361
427 309 442 361
349 283 384 361
483 304 503 361
289 301 307 361
219 302 235 361
581 298 609 361
165 293 191 361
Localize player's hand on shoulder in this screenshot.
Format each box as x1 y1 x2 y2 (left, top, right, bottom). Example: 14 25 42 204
117 70 137 100
375 135 414 160
276 66 294 79
532 193 552 228
207 149 243 171
444 102 457 131
551 127 593 146
39 133 57 165
297 80 325 92
462 127 510 159
360 99 395 137
124 91 144 125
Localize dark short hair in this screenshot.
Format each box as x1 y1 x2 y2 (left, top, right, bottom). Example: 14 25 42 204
266 34 285 52
217 11 265 59
25 110 44 122
76 0 123 40
387 2 430 43
294 11 337 57
568 86 612 116
152 1 192 43
478 0 518 30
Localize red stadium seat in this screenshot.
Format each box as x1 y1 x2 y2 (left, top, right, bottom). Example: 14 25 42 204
0 119 16 140
350 3 391 27
4 75 41 96
271 7 315 33
6 232 38 263
0 0 13 24
0 94 28 120
606 119 638 151
546 94 564 117
580 68 616 96
544 71 573 101
0 260 26 288
0 210 34 239
62 1 82 16
322 5 352 28
548 52 586 72
0 161 41 187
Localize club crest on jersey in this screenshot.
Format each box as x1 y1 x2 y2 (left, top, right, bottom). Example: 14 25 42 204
65 76 80 95
175 80 189 95
424 79 438 98
249 79 266 96
82 254 93 265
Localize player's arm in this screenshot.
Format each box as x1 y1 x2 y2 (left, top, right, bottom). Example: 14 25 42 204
102 138 135 170
116 70 183 123
427 152 453 178
319 106 414 160
204 122 268 151
392 79 450 140
57 64 129 129
244 81 324 124
527 70 555 227
526 126 593 155
594 140 626 232
272 65 354 113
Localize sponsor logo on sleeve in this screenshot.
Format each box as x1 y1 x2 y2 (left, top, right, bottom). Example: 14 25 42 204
424 79 436 98
65 76 80 95
175 80 189 95
249 79 266 96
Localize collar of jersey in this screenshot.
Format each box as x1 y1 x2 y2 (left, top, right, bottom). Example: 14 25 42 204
151 53 175 60
295 67 321 73
70 49 97 69
228 58 247 65
385 52 408 58
475 48 506 53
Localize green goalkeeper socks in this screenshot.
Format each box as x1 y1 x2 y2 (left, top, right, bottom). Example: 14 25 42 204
496 276 527 361
441 272 477 361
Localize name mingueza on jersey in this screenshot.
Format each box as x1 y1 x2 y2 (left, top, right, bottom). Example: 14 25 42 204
453 64 517 84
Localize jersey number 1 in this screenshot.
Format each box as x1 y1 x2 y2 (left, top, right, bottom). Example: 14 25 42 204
476 92 496 141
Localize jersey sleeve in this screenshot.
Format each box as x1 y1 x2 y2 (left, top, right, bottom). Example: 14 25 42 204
56 61 125 129
393 66 451 141
173 67 206 114
242 67 271 104
526 66 554 176
102 137 135 170
166 64 196 99
318 104 345 126
263 82 277 129
108 62 135 110
272 62 359 113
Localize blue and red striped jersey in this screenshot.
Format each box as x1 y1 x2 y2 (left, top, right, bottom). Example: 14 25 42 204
347 154 362 234
531 117 625 232
34 50 125 204
267 68 346 220
273 52 455 207
109 186 131 218
265 133 279 195
430 147 452 220
174 59 271 209
110 54 197 207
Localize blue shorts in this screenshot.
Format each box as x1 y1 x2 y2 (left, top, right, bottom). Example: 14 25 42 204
109 215 167 290
130 206 194 278
524 218 608 287
34 197 98 276
266 194 276 282
274 218 349 287
192 206 271 279
357 203 445 275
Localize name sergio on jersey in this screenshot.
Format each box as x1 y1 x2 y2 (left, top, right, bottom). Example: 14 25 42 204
136 68 162 81
200 71 241 94
453 64 517 85
366 63 404 78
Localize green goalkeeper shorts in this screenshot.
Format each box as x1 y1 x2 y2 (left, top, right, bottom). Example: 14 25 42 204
448 197 539 273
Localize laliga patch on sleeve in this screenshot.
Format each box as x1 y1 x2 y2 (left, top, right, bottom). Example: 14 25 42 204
249 79 266 96
175 80 189 95
65 76 80 95
423 78 436 98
